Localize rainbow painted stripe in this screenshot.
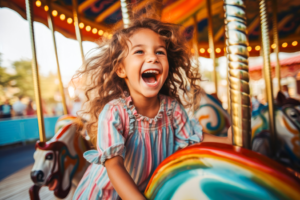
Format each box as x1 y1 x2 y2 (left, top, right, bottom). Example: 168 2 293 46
145 143 300 199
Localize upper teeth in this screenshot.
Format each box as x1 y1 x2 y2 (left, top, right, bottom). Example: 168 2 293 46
144 70 159 74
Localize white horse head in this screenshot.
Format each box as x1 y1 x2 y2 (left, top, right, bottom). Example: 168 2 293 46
30 116 90 199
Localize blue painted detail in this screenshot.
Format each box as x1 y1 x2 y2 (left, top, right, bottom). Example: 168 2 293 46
206 94 223 108
60 146 79 181
199 104 221 131
0 116 61 145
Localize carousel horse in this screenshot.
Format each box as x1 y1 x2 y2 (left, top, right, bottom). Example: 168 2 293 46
29 115 91 199
194 91 300 169
194 92 231 136
144 143 300 199
251 92 300 169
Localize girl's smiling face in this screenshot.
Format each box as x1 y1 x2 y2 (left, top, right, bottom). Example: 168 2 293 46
117 28 169 99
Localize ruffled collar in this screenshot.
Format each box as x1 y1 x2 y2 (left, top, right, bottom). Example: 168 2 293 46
122 95 166 123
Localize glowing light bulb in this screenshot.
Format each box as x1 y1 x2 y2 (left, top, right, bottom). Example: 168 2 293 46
207 48 210 53
282 42 288 48
255 45 261 51
67 18 73 24
52 10 58 17
271 44 276 49
292 41 298 46
92 28 97 34
216 48 221 53
44 5 49 11
247 46 252 52
60 14 65 20
200 48 205 53
79 22 84 29
86 26 91 32
36 1 41 7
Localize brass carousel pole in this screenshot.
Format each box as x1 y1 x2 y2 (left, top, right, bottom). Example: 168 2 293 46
224 0 251 148
260 0 277 153
206 0 218 96
72 0 85 62
46 0 68 115
271 0 281 92
25 0 46 142
193 15 200 68
120 0 131 28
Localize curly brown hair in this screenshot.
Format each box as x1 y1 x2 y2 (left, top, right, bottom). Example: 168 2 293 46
75 18 201 146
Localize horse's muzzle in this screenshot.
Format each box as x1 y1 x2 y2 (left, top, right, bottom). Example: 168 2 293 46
31 170 44 183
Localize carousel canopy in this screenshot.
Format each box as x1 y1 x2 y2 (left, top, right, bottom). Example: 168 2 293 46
1 0 300 58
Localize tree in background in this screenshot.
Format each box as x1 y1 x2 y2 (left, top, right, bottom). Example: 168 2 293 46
0 58 60 107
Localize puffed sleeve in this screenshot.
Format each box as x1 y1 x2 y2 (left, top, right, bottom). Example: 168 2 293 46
83 104 125 166
172 100 203 151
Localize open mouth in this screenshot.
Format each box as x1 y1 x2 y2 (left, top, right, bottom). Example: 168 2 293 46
141 70 160 85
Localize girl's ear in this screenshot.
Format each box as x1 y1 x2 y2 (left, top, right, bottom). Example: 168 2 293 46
116 64 127 78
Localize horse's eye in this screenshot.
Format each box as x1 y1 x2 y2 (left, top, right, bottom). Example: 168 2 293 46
45 153 53 160
290 112 298 118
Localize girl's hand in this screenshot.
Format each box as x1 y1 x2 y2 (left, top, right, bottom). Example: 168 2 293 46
105 156 146 200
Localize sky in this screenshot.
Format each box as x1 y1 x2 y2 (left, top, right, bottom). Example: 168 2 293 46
0 8 97 85
1 7 299 86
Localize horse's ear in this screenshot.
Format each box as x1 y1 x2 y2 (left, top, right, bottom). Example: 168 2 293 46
35 141 46 149
276 91 286 106
211 93 222 105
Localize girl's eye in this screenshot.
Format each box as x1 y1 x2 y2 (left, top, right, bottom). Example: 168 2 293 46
156 51 165 55
134 50 143 54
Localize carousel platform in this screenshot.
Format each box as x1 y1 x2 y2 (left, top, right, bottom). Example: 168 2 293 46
0 164 75 200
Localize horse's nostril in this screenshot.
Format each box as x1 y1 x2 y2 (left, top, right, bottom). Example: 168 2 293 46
31 170 44 183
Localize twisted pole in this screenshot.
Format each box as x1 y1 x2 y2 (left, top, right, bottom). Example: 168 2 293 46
223 0 251 148
206 0 218 96
260 0 277 154
46 0 68 115
271 0 281 92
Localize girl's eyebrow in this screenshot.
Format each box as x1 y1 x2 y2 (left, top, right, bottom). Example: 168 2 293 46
131 44 166 49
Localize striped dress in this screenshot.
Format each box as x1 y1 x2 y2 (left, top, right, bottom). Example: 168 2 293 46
73 95 203 200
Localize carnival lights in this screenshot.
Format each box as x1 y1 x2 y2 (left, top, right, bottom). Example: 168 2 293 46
36 0 41 7
79 22 84 29
292 41 298 46
271 43 276 49
60 14 65 20
216 48 221 53
255 45 261 51
200 48 205 53
92 28 97 34
282 42 288 48
67 18 73 24
247 46 252 52
86 26 91 32
52 10 58 17
34 0 110 37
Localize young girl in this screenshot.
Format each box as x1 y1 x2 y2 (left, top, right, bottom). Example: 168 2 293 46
73 18 232 200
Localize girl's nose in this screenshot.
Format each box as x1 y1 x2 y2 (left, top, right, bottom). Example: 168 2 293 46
146 54 159 63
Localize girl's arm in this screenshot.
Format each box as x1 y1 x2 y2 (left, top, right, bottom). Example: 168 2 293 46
202 127 233 145
105 156 146 200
